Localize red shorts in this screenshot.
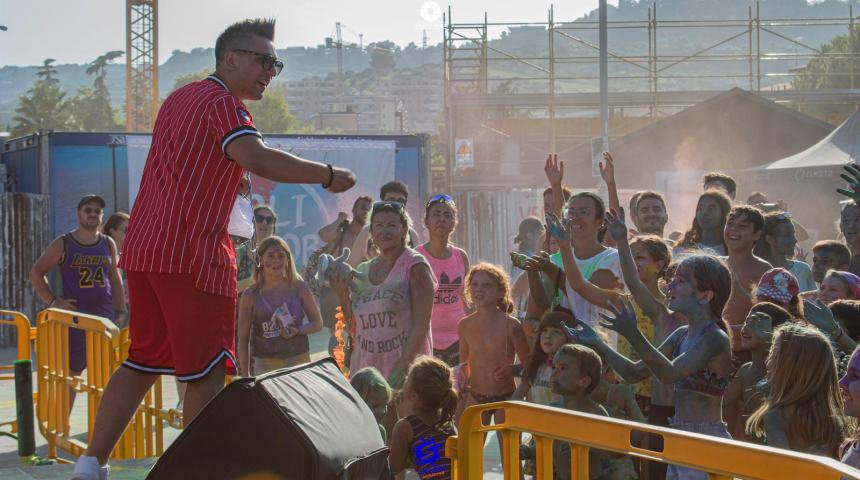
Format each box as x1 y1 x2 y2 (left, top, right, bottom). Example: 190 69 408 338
124 271 237 382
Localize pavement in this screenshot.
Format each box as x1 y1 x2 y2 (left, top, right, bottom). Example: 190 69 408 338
0 333 506 479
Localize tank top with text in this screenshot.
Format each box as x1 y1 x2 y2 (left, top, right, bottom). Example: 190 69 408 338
416 245 466 350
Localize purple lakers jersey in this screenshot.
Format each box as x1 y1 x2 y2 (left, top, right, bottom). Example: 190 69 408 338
60 233 115 321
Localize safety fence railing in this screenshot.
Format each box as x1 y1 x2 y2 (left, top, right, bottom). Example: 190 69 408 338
34 308 181 461
446 401 860 480
0 310 37 435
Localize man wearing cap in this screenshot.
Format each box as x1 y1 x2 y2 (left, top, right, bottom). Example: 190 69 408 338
29 194 127 405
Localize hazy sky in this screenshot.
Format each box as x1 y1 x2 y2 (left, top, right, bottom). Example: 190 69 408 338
0 0 615 67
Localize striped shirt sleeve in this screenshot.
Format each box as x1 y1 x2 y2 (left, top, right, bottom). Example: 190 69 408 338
209 95 262 156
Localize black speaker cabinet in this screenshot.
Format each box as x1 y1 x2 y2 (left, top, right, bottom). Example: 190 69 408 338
147 358 390 479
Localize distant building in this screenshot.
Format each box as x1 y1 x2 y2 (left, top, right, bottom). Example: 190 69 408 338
325 97 398 133
310 111 359 132
285 69 443 134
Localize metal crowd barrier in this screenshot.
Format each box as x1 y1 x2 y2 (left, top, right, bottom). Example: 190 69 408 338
34 308 181 461
0 310 37 434
446 401 860 480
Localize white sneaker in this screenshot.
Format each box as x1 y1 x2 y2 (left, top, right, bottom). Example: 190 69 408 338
70 456 109 480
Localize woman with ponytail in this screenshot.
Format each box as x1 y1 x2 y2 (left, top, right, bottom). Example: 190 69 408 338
389 355 459 479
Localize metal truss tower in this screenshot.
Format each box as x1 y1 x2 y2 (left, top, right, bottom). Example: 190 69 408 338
126 0 159 132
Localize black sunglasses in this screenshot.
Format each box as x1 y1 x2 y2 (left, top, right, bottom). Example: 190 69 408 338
233 49 284 76
372 201 406 213
255 214 275 224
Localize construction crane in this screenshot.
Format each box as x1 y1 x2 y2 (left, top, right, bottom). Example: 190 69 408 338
325 22 361 97
126 0 159 132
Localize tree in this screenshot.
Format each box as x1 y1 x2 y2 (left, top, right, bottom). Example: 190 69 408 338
791 27 860 117
71 50 124 131
36 58 59 85
246 89 312 134
172 69 211 92
12 80 74 136
369 41 397 73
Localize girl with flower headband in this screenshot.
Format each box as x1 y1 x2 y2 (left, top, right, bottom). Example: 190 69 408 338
820 269 860 304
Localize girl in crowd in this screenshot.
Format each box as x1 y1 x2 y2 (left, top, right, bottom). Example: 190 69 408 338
329 201 435 388
568 252 734 480
547 207 679 480
102 212 130 328
237 236 323 376
754 268 804 320
722 302 791 440
389 356 458 480
674 190 733 256
754 212 816 291
350 367 393 441
458 263 530 421
746 324 847 458
831 300 860 342
511 309 573 476
416 194 470 366
512 310 574 406
237 205 279 293
102 212 129 254
819 270 860 304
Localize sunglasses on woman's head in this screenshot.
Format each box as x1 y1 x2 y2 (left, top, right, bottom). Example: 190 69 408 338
372 201 405 212
426 193 455 208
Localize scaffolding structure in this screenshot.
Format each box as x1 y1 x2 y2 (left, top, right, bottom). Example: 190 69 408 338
441 1 860 191
126 0 159 132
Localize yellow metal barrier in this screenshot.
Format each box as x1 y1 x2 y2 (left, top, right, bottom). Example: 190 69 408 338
0 310 37 434
447 401 860 480
35 308 180 461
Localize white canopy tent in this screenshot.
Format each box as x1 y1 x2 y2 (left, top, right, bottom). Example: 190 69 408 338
757 109 860 171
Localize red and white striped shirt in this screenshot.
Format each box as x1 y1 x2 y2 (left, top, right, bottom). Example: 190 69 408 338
120 75 261 297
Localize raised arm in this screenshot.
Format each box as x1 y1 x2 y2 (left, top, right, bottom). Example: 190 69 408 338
522 253 563 311
228 135 355 192
546 212 622 310
318 212 348 243
606 208 672 322
805 298 858 353
564 318 651 384
600 152 621 215
601 299 729 384
544 154 566 216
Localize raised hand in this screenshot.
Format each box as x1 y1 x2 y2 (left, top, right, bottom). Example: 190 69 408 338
803 298 840 336
326 166 357 193
523 251 554 273
545 212 570 243
837 164 860 203
544 154 564 187
598 297 639 339
511 251 531 270
561 320 602 348
604 208 628 242
600 152 616 186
